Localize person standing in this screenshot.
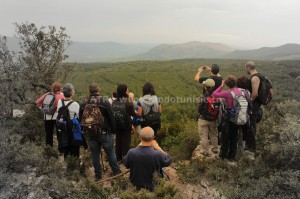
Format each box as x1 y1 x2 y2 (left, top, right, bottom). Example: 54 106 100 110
80 83 121 181
136 82 162 135
112 84 135 162
245 61 263 153
56 83 87 159
194 64 223 92
212 76 241 162
123 127 172 191
197 79 220 157
36 82 64 150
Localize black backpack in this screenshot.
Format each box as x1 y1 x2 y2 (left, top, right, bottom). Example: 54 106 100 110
56 100 74 147
112 99 132 130
142 105 161 128
252 73 273 105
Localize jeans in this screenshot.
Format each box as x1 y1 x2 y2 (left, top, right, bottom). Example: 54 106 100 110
87 133 121 179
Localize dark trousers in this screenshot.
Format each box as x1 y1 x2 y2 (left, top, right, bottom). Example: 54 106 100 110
63 145 80 159
248 100 261 152
220 118 239 160
115 128 132 161
44 120 58 147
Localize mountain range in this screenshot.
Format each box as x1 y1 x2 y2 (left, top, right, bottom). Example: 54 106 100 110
3 36 300 62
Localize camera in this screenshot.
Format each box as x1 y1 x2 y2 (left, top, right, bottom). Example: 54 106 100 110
203 66 207 70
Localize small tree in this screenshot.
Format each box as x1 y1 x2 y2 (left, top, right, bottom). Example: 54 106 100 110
0 22 73 117
14 23 72 93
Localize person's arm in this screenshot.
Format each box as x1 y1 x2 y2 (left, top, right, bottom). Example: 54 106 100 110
136 101 143 116
151 140 168 155
158 104 162 113
251 76 260 101
74 102 80 118
36 93 48 108
212 81 228 98
123 152 131 169
194 66 204 82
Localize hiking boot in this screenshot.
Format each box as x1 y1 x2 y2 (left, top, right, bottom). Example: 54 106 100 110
211 147 219 154
244 150 255 161
227 159 238 167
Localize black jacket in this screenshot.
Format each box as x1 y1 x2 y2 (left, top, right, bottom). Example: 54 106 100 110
79 94 116 133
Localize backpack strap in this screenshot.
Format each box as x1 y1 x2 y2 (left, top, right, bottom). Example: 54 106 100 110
229 90 236 98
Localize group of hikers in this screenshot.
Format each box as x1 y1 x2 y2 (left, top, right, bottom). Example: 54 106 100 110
35 60 272 191
194 61 272 163
36 81 168 191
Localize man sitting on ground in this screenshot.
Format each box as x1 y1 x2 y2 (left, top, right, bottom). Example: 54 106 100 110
123 127 172 191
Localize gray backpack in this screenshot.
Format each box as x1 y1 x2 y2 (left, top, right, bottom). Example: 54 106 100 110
229 89 250 125
42 93 56 116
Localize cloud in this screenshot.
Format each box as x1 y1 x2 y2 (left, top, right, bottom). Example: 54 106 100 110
0 0 299 48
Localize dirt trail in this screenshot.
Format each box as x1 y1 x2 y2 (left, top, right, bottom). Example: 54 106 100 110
164 166 225 199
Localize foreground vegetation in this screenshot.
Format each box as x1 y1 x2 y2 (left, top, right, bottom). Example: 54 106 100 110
1 58 299 198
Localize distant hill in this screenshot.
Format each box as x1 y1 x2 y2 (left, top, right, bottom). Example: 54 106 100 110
3 36 300 62
223 43 300 61
3 37 154 62
131 41 235 60
66 41 154 62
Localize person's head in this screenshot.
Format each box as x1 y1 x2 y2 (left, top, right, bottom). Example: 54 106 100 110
128 92 134 101
139 127 155 142
211 64 220 75
142 82 156 96
225 75 237 88
203 78 215 92
63 83 75 98
245 61 256 74
112 92 118 98
237 75 250 90
117 84 129 98
89 83 100 95
51 81 62 92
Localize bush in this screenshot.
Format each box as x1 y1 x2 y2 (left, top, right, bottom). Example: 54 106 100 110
161 118 199 160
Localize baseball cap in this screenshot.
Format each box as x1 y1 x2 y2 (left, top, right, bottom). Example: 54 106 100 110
203 78 215 87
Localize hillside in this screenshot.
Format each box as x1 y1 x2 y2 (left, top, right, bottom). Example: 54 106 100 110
66 41 154 62
132 41 234 60
223 43 300 61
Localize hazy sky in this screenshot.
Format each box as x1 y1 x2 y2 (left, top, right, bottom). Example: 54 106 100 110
1 0 299 49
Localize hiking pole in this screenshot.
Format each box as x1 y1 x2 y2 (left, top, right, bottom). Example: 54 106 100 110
96 170 130 184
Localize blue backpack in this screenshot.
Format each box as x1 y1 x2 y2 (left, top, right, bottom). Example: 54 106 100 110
133 103 141 125
72 117 83 144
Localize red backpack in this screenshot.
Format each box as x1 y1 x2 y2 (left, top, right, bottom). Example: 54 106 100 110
202 96 221 121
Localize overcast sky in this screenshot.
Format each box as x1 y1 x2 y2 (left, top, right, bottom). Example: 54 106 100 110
0 0 299 49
